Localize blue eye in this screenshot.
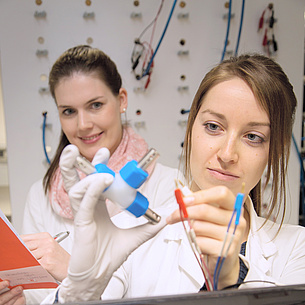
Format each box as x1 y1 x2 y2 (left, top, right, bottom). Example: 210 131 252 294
247 133 264 144
91 102 102 110
204 122 221 133
207 123 219 131
62 108 75 116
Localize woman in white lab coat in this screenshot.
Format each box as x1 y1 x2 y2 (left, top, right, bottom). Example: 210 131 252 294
48 53 305 303
99 53 305 299
19 45 179 304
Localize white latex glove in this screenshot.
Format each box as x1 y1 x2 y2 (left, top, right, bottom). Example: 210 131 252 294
58 174 166 303
59 144 110 214
59 144 80 195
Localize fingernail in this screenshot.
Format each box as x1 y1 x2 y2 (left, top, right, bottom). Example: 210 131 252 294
183 196 194 204
14 286 23 293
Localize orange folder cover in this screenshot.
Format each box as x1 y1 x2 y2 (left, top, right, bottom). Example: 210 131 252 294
0 209 58 291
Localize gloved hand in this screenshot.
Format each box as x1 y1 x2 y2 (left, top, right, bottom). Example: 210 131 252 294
59 144 110 214
59 144 80 196
58 173 166 303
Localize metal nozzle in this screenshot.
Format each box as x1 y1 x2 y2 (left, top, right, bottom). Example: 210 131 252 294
138 148 160 171
144 208 161 224
75 156 96 175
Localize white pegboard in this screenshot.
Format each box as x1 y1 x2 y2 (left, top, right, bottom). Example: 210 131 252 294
0 0 304 232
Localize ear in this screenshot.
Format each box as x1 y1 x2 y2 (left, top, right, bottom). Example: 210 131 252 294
118 88 128 113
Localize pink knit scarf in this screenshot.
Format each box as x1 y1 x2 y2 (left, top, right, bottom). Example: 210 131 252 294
49 126 152 219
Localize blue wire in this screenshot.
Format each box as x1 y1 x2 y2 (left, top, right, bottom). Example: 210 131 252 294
234 0 245 56
213 256 222 290
141 0 177 78
181 109 190 114
221 0 232 62
42 112 51 164
213 193 243 289
213 210 235 290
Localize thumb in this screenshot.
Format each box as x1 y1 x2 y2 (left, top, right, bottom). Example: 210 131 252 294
60 144 80 193
92 147 110 167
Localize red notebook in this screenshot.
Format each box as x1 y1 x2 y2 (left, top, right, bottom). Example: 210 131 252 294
0 209 58 292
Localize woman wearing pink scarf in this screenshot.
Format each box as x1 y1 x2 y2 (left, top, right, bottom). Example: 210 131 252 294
20 45 179 305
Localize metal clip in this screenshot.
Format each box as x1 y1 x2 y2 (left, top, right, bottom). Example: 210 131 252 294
36 49 48 57
83 12 95 19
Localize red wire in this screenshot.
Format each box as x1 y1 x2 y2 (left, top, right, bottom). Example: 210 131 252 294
258 9 265 30
142 0 164 70
175 189 213 291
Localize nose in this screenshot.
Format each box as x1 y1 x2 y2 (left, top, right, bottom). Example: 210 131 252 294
78 111 93 130
217 134 239 164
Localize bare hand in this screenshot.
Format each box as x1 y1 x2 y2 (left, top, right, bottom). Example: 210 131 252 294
167 185 247 289
0 281 25 305
21 232 70 282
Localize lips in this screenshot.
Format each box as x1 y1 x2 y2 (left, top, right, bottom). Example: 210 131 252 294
81 134 100 141
79 132 103 143
211 168 239 177
208 168 240 181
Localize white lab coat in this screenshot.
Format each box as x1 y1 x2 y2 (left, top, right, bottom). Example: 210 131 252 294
42 194 305 304
101 197 305 300
22 162 180 305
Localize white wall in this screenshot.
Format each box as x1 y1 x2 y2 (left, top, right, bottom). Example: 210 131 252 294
0 68 6 148
0 0 304 233
0 64 8 186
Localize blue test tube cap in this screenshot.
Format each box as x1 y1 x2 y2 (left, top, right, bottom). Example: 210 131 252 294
126 191 149 217
120 160 148 189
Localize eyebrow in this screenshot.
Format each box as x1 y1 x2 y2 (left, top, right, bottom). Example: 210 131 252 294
200 109 270 127
247 122 270 127
201 109 225 120
57 96 105 108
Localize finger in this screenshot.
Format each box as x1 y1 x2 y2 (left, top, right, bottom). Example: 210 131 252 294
13 294 26 305
167 203 234 227
92 147 110 166
189 204 236 226
0 286 23 305
192 220 228 240
29 239 59 261
5 294 24 305
185 186 237 211
60 144 80 193
21 232 53 252
0 280 9 293
70 174 114 223
121 215 167 252
1 295 20 305
21 232 52 243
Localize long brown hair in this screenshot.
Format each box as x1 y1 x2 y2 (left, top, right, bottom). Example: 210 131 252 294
43 45 123 194
182 54 297 226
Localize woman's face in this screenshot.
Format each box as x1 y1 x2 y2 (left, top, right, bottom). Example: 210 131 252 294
55 73 127 161
190 77 270 197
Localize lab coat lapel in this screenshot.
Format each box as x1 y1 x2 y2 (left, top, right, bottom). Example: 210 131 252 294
247 198 278 276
